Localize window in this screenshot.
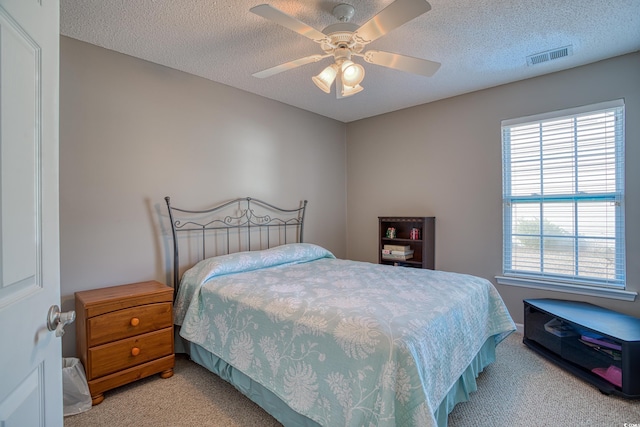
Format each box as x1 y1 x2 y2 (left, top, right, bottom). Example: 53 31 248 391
499 100 630 299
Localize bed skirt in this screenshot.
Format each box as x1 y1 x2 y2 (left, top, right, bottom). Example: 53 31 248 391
184 335 498 427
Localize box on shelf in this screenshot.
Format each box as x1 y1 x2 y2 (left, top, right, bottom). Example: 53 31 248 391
543 318 577 337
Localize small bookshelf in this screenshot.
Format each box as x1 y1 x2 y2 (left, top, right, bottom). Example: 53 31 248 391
378 216 435 269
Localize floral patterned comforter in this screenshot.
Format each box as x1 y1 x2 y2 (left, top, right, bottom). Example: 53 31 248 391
174 243 515 427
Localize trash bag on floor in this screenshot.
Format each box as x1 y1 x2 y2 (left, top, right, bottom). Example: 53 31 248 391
62 357 92 416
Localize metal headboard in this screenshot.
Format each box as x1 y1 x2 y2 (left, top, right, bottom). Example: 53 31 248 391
165 196 307 299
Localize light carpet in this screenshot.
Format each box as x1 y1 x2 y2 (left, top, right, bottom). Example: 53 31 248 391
64 332 640 426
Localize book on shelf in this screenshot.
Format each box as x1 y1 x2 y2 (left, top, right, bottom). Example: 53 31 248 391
381 249 414 256
382 252 414 261
579 339 622 360
383 244 411 252
580 334 622 351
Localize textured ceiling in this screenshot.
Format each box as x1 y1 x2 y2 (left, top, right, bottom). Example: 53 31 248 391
60 0 640 123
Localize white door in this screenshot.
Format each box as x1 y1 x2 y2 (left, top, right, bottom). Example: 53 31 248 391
0 0 62 425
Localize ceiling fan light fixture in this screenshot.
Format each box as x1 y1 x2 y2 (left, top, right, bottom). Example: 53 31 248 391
251 2 441 99
341 83 363 97
340 60 365 87
312 63 339 93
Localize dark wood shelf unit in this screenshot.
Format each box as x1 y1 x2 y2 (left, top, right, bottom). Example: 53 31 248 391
378 216 435 269
524 298 640 399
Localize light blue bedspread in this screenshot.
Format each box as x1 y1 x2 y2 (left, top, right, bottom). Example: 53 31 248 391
174 243 515 427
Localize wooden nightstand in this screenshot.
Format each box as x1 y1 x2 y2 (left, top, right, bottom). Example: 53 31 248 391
75 280 175 405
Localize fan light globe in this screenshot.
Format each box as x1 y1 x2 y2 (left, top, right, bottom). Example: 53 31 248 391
341 61 365 87
312 64 339 93
341 83 363 97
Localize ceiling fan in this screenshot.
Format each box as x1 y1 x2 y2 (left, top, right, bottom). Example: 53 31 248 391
250 0 441 98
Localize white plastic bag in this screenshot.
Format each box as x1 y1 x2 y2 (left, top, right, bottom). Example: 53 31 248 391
62 357 92 416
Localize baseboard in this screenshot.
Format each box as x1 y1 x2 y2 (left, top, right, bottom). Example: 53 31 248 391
515 322 524 335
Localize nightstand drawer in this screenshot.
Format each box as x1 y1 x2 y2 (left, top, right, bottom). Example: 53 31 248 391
88 327 173 379
87 302 172 346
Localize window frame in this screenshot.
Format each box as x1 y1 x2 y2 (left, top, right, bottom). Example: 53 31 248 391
496 99 636 301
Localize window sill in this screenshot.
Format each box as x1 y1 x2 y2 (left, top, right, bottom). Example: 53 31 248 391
495 275 637 302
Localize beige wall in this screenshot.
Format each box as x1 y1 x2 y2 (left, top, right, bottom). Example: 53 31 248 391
346 52 640 323
60 35 638 355
59 37 347 356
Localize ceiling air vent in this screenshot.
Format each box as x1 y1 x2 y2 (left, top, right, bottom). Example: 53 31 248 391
527 45 573 66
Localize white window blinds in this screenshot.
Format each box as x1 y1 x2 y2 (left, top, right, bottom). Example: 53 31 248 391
501 100 625 288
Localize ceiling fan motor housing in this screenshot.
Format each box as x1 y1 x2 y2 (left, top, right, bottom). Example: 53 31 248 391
320 24 364 55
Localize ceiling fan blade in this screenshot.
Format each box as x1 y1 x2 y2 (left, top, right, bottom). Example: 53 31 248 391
363 50 441 76
253 55 326 78
354 0 431 44
250 4 329 43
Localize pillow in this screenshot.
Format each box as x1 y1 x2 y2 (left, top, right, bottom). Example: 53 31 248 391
174 243 335 323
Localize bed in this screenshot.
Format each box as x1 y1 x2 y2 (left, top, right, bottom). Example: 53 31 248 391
165 196 515 427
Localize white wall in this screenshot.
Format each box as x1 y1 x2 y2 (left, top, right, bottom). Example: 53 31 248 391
346 53 640 323
59 37 347 356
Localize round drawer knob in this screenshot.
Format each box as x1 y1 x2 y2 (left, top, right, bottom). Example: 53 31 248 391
130 317 140 326
131 347 140 357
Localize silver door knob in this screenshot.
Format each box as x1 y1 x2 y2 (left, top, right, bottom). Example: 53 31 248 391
47 305 76 337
